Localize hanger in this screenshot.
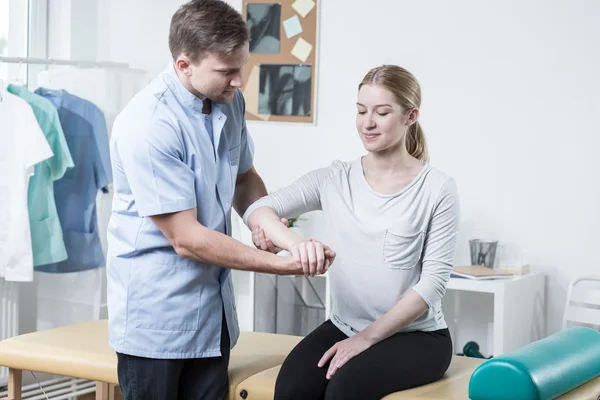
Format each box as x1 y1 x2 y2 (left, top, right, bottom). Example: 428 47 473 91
11 60 24 86
47 58 56 86
0 59 4 102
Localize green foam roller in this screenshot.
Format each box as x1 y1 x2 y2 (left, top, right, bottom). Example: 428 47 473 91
469 326 600 400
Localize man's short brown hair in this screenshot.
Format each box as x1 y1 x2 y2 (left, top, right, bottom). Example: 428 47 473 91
169 0 250 62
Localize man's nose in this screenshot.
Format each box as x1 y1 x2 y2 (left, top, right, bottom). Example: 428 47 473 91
230 72 244 88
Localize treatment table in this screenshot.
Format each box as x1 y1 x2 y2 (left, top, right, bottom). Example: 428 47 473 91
0 320 301 400
1 322 600 400
234 355 600 400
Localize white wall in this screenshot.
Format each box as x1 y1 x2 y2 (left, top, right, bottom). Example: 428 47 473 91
65 0 600 337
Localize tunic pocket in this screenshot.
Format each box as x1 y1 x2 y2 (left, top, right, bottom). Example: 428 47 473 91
129 261 204 331
383 229 425 270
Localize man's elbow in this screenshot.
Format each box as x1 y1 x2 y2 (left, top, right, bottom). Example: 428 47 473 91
174 242 193 259
150 210 204 260
171 235 199 260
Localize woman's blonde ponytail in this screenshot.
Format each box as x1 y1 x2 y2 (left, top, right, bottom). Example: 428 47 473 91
406 121 428 162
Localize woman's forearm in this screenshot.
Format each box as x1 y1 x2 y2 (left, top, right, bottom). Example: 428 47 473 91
246 206 304 251
358 289 429 345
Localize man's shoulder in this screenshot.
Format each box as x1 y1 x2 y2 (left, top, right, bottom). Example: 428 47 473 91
113 77 180 136
119 76 173 116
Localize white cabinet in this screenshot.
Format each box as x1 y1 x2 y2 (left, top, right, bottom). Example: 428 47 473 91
444 272 546 357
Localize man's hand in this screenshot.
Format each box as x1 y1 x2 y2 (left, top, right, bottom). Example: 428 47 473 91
252 218 289 253
253 223 336 277
150 208 306 275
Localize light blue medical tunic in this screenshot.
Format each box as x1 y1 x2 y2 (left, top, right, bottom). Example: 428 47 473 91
106 64 254 358
34 88 111 273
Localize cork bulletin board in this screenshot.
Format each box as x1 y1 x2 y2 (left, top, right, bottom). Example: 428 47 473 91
242 0 318 123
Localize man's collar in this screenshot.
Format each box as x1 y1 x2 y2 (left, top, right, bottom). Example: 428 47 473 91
164 62 207 113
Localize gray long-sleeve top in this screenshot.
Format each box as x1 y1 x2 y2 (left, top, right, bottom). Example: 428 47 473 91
243 159 460 337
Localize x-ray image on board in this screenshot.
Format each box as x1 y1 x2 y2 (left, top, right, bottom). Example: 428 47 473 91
259 64 312 116
247 4 281 54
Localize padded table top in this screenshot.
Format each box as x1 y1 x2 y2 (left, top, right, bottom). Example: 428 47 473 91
557 375 600 400
382 356 483 400
234 356 483 400
0 320 117 384
234 355 600 400
0 320 302 400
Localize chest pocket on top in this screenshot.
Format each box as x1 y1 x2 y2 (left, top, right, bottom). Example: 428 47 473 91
383 229 425 270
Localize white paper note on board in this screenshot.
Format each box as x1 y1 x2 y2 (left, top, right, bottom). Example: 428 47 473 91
292 0 316 18
283 15 303 38
291 37 313 62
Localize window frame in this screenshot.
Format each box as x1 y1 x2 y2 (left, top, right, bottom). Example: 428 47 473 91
0 0 48 87
27 0 49 88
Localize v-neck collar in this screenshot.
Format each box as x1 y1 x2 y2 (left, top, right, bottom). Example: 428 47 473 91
164 63 222 116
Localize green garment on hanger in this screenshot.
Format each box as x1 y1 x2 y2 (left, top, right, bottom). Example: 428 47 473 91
7 84 74 267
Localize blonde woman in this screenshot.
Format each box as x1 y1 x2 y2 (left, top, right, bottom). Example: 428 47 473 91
243 65 460 400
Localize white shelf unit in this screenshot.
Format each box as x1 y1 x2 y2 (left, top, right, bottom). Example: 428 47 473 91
444 272 546 357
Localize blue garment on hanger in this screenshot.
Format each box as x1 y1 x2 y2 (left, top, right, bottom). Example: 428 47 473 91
34 88 111 273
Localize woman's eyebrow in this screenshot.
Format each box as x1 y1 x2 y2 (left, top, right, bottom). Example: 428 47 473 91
356 102 393 108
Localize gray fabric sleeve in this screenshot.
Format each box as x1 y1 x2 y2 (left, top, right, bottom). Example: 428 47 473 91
242 162 339 226
412 178 460 308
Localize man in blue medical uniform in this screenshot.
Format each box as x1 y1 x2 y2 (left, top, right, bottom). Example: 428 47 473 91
106 1 328 398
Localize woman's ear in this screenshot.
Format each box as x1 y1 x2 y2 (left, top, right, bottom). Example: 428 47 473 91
406 108 420 126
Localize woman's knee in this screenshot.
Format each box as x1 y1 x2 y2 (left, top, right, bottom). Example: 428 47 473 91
324 366 388 400
274 356 327 400
274 368 322 400
324 375 366 400
273 375 302 400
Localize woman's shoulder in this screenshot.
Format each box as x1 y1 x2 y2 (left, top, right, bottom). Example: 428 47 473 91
316 159 355 177
422 164 458 199
303 159 358 191
328 159 355 171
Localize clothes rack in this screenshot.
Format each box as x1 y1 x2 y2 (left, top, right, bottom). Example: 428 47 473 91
0 56 131 69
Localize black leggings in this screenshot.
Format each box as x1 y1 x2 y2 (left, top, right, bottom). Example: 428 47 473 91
274 320 452 400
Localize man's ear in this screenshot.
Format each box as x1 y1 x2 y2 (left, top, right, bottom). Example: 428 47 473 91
175 55 193 76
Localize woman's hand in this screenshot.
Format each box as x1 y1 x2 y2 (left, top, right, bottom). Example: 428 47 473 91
289 239 336 277
318 334 373 379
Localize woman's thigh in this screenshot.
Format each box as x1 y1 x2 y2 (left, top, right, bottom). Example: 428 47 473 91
325 329 453 400
274 320 348 400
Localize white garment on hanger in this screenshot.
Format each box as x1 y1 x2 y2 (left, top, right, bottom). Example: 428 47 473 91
0 90 53 282
35 267 106 330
